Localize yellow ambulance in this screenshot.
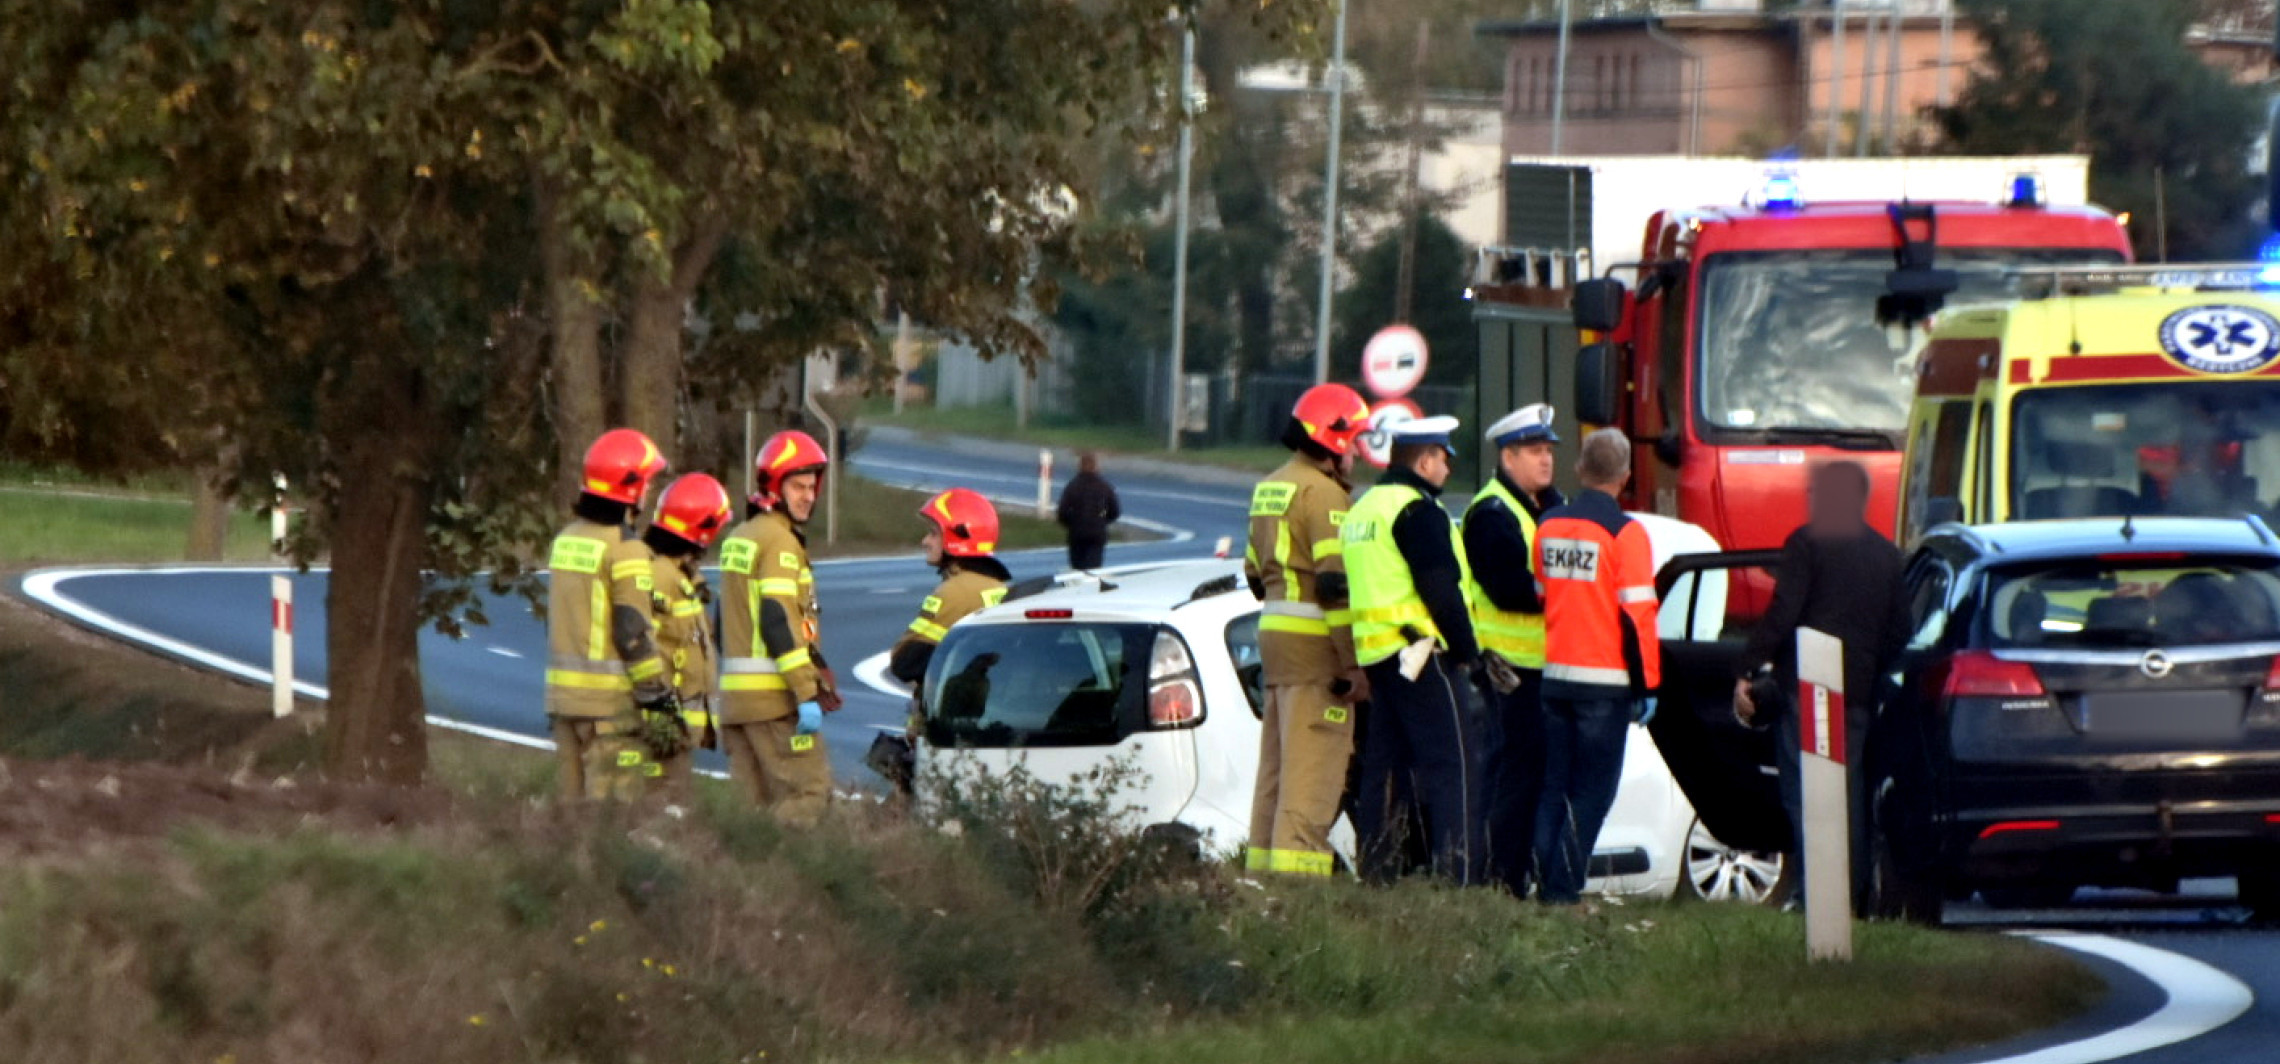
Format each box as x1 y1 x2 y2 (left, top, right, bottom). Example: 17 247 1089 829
1898 264 2280 545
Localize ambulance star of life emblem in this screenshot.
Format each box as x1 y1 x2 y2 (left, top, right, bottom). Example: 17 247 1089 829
2157 304 2280 374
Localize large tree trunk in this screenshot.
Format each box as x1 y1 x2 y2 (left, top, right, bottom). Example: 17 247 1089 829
185 466 232 561
539 183 607 510
321 358 436 785
618 219 726 461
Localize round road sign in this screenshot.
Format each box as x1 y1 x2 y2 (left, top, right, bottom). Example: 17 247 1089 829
1361 325 1429 399
1358 398 1423 470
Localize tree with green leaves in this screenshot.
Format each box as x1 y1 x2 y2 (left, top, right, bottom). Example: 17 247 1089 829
0 0 1314 783
1934 0 2268 261
1332 214 1474 388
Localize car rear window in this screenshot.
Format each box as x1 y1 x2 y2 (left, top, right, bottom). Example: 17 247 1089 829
923 622 1155 747
1986 557 2280 649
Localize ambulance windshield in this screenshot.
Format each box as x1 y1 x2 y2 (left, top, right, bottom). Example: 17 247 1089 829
1697 248 2123 439
2010 382 2280 522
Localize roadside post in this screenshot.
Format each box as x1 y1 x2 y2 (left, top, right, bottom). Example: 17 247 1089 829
270 475 293 719
1037 449 1054 519
1797 626 1851 960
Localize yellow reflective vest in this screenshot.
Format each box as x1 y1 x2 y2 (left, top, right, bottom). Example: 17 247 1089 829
1244 456 1358 686
545 518 668 720
1462 478 1547 670
717 511 821 725
1340 483 1472 668
897 568 1007 649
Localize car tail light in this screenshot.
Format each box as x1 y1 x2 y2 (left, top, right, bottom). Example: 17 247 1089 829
2264 655 2280 692
1147 629 1202 728
1944 651 2047 699
1978 819 2061 841
2266 813 2280 825
1025 608 1074 620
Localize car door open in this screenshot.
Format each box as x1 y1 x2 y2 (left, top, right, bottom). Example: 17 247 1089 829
1652 550 1793 857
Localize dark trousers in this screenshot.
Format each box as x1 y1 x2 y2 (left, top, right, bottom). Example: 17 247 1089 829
1533 695 1631 904
1481 668 1546 897
1776 703 1872 914
1356 655 1486 885
1067 536 1106 570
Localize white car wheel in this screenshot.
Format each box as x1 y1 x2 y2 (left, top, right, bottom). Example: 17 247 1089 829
1684 818 1789 905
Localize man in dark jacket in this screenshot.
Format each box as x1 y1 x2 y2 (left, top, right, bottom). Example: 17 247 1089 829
1056 451 1120 570
1735 460 1911 914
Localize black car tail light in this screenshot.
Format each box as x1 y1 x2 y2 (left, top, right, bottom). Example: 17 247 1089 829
2264 655 2280 693
1945 651 2047 699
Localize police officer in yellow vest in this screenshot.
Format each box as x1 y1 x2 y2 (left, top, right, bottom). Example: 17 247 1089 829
717 430 840 826
1243 383 1372 877
643 473 734 798
1463 403 1566 896
545 428 675 801
1343 415 1487 884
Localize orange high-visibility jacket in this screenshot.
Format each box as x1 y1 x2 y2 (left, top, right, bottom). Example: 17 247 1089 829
1534 490 1659 699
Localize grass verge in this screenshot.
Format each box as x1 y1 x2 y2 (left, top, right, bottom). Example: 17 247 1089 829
0 485 273 565
0 599 2102 1064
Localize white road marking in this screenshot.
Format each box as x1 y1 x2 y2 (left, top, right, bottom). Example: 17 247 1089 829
1968 933 2254 1064
486 646 523 659
870 587 910 595
855 456 1244 511
854 651 906 700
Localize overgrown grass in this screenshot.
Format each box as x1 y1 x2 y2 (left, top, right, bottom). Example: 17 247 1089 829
861 399 1289 472
0 485 273 565
827 473 1070 556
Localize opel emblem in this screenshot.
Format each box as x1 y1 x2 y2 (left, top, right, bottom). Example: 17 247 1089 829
2139 650 2174 679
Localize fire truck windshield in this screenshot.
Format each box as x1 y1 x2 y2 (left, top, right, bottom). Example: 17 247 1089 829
2011 382 2280 522
1697 248 2123 441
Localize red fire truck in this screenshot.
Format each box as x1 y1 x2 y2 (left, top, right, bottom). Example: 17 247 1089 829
1472 157 2133 558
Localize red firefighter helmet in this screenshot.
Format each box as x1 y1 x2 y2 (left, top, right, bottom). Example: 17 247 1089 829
582 428 668 505
1291 383 1372 457
753 430 830 501
654 473 733 547
919 487 1000 558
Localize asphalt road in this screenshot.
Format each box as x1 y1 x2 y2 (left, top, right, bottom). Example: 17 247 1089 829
13 430 2280 1062
15 428 1252 783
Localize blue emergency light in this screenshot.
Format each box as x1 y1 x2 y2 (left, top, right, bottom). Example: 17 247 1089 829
1758 170 1801 211
2006 172 2045 208
2257 234 2280 286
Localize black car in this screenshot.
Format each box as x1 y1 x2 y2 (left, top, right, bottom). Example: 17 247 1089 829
1870 517 2280 922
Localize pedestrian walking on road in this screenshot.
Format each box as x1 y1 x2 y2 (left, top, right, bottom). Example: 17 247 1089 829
1464 404 1566 897
890 487 1013 716
1057 451 1120 571
1734 460 1909 914
1533 429 1660 905
544 428 674 801
716 430 841 826
1344 415 1489 885
1243 383 1372 877
641 473 734 800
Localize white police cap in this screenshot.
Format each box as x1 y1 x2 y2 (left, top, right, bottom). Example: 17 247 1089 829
1388 415 1461 453
1487 403 1559 447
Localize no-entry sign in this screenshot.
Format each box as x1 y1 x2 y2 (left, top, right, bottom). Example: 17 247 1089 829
1357 398 1423 470
1361 325 1428 400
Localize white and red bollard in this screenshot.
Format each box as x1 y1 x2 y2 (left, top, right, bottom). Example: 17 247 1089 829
1036 449 1054 519
1797 626 1851 961
271 475 294 719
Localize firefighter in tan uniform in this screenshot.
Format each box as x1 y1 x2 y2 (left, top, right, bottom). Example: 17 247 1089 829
642 473 734 797
717 430 841 824
1243 384 1374 876
889 488 1013 724
544 428 675 800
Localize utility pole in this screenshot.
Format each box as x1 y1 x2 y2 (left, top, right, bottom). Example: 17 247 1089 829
1827 0 1847 157
1394 20 1430 325
1168 19 1197 451
1854 3 1879 157
1550 0 1573 156
1312 0 1349 385
1936 0 1956 109
1881 0 1905 151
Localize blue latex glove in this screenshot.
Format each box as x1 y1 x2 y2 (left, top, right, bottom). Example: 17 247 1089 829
1634 697 1659 725
796 701 823 736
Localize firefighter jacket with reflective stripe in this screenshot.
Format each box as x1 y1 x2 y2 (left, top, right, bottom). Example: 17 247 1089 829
1341 479 1473 668
1462 477 1547 670
896 568 1007 649
649 553 716 727
717 511 821 724
1245 456 1359 686
1535 490 1660 700
545 518 669 719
